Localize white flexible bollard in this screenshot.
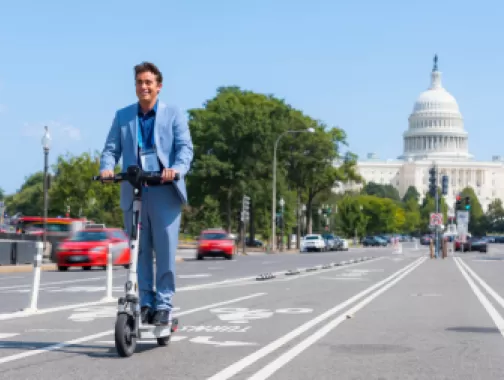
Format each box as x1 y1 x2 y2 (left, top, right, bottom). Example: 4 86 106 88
26 241 44 312
414 238 418 250
102 243 114 302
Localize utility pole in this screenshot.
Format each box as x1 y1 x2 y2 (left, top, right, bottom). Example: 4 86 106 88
296 192 301 250
428 165 439 258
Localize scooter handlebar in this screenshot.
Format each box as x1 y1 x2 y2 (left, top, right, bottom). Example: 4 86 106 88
92 167 180 183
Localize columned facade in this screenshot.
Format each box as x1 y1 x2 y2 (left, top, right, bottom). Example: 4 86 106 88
334 55 504 212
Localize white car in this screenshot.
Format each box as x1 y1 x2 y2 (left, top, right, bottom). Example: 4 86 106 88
339 238 349 250
302 234 327 252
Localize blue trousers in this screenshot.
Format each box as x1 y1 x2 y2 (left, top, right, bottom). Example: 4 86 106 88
123 186 182 311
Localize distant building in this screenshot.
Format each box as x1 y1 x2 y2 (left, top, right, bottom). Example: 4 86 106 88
334 56 504 211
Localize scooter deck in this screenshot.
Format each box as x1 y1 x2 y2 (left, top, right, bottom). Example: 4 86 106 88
138 318 179 339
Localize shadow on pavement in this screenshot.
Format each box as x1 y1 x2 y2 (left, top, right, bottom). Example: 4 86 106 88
446 326 500 334
0 340 166 359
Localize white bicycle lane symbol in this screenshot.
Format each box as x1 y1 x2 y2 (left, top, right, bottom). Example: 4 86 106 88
210 307 313 324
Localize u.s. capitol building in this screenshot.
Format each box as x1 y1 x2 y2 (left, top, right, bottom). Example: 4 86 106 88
336 56 504 211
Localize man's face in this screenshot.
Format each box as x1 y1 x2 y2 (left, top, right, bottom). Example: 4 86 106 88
135 71 162 103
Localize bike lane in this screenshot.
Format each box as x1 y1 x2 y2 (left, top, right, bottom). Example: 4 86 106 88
0 255 417 379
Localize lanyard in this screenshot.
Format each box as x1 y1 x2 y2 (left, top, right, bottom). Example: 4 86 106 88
137 116 155 150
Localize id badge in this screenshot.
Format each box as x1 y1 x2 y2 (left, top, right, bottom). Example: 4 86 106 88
140 148 160 172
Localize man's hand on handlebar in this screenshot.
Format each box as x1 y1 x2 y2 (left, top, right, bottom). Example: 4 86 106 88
100 170 115 182
161 168 179 183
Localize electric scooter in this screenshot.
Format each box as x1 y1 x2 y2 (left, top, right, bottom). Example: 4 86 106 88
92 165 180 357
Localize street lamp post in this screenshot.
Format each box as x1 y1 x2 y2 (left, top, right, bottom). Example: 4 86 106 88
271 128 314 252
279 197 285 251
41 126 51 251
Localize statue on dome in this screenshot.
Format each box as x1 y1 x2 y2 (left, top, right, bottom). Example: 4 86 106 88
433 54 438 72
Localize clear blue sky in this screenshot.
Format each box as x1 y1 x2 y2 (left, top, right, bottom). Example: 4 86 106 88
1 0 502 194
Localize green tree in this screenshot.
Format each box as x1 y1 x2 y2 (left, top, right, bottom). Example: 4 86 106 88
48 151 123 227
187 86 296 235
0 187 4 201
360 195 403 234
402 186 420 204
402 197 421 234
4 172 46 216
485 199 504 233
286 126 361 234
335 195 368 238
459 187 485 235
184 195 224 236
361 182 401 201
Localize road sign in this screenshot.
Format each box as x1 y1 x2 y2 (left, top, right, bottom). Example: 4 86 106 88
456 210 470 243
456 210 469 226
429 213 443 226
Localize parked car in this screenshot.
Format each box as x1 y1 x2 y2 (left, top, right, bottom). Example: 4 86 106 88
362 236 387 247
322 234 339 251
455 237 487 253
197 229 236 260
420 235 433 245
335 236 349 250
302 234 327 252
246 237 263 247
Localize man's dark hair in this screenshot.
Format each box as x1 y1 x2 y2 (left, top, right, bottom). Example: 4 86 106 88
134 62 163 83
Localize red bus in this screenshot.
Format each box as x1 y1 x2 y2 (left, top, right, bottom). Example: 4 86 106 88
13 216 89 235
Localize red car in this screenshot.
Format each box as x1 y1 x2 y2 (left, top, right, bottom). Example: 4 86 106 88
197 229 236 260
56 228 130 271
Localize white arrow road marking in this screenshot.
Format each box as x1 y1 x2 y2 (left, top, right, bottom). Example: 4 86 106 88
0 293 266 365
190 336 258 347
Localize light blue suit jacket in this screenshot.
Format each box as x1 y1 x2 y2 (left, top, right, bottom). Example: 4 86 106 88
100 101 194 211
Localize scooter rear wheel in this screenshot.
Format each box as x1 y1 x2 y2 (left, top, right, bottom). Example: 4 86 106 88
115 313 137 357
156 317 179 346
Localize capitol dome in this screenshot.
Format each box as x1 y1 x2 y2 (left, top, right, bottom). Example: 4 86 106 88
399 56 472 161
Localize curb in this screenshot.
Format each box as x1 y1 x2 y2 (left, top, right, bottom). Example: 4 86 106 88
0 264 58 273
0 256 187 273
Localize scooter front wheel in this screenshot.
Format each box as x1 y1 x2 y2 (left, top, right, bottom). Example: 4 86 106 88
115 313 137 357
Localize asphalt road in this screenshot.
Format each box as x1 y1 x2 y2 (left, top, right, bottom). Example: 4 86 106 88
1 243 504 379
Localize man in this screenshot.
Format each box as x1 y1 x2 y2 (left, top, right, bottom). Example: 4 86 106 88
99 62 193 326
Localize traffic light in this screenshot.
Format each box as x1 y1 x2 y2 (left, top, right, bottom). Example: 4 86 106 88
428 167 437 197
241 195 250 222
455 194 461 210
464 196 471 210
275 213 282 227
441 175 449 196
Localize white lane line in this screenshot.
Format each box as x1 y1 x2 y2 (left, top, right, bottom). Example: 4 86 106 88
0 276 26 281
178 274 211 279
0 292 266 365
210 257 386 289
0 274 270 321
454 257 504 337
207 257 425 380
247 257 425 379
0 257 383 320
456 257 504 310
0 333 19 339
0 275 126 291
